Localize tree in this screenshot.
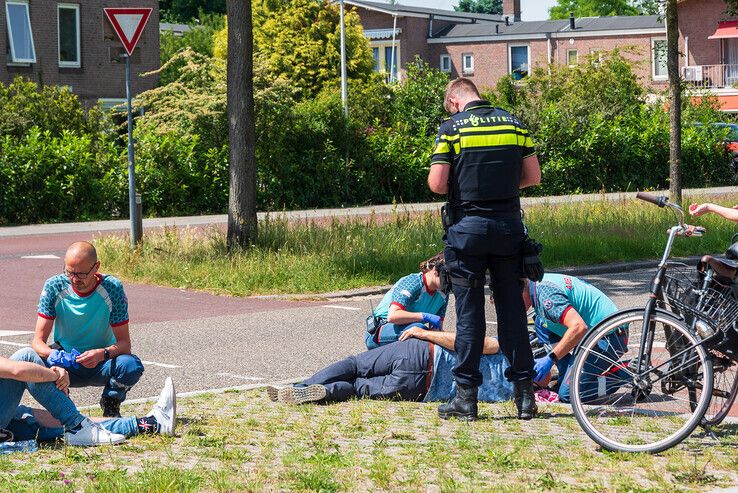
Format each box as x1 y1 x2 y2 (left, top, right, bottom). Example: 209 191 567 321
214 0 373 99
666 0 682 204
454 0 502 15
226 0 257 250
549 0 638 18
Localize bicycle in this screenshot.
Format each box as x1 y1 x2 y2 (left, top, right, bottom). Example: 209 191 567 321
569 192 738 453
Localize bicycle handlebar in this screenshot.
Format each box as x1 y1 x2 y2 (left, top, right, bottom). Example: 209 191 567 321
636 192 667 207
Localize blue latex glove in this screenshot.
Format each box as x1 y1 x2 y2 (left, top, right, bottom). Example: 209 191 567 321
533 354 555 383
47 349 80 369
421 313 441 330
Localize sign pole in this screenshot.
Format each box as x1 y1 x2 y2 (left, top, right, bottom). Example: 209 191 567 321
124 53 141 246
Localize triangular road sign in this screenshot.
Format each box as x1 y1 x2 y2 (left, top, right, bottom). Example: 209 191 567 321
104 8 152 56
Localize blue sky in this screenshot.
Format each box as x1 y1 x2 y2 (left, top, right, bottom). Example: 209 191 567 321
378 0 560 21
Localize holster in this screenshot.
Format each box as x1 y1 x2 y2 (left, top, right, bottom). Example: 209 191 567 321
441 203 455 230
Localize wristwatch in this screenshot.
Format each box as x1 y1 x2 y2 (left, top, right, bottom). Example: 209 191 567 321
103 348 111 361
547 352 559 363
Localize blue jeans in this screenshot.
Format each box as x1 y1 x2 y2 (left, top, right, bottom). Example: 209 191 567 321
0 348 85 431
558 330 630 403
302 339 430 402
444 214 533 386
364 322 427 350
44 352 144 403
6 405 138 442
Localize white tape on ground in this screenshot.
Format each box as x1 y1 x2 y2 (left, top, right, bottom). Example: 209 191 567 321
0 330 33 337
216 372 264 381
0 341 30 347
21 254 60 259
140 360 181 369
322 305 361 311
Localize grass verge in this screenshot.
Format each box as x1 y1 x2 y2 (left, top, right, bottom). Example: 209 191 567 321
1 389 736 492
95 195 738 296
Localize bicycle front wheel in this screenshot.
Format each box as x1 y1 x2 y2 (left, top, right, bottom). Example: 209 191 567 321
570 310 713 453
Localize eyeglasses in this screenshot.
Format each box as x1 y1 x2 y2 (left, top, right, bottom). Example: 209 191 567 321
63 263 97 280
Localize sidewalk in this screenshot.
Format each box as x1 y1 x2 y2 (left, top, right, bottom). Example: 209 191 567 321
1 186 736 237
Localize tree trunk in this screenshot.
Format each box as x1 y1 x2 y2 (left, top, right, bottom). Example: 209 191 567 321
226 0 257 251
666 0 682 205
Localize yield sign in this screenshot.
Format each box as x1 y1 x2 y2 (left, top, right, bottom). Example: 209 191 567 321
104 8 152 56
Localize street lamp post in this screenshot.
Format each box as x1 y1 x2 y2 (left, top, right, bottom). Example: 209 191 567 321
339 0 348 119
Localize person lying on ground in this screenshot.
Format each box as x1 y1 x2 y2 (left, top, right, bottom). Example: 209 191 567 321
0 348 175 447
523 274 630 403
365 252 448 350
689 202 738 222
267 327 512 409
31 241 144 418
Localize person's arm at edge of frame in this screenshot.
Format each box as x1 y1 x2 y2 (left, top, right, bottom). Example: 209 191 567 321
0 356 64 384
519 154 541 189
399 327 499 354
689 202 738 222
428 163 450 194
31 316 54 359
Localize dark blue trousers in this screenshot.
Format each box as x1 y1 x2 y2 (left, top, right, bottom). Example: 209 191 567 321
445 214 534 386
301 339 430 402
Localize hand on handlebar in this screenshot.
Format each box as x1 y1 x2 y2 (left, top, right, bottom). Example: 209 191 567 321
683 225 706 237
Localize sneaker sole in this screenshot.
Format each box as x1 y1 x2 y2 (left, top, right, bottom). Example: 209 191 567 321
278 384 326 404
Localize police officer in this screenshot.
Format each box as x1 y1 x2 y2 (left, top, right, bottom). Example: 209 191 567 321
428 77 541 420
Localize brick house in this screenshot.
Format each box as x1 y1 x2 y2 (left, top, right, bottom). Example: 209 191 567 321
0 0 159 107
347 0 667 91
678 0 738 111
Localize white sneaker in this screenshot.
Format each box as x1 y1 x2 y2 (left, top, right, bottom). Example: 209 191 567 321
148 377 176 436
64 418 126 447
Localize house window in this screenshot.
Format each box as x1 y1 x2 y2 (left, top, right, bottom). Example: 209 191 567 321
369 42 400 82
652 38 667 80
462 53 474 75
509 45 529 80
6 0 36 64
58 3 80 67
440 54 451 73
567 49 578 67
590 48 603 67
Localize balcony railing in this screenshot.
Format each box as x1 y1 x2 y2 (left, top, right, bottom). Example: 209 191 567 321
682 64 738 89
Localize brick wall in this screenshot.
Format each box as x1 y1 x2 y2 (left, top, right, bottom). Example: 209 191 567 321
0 0 159 106
678 0 737 66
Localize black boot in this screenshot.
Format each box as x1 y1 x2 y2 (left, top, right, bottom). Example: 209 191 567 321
513 379 537 420
438 385 478 421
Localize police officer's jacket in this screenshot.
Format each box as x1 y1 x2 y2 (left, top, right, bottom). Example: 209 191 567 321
431 100 536 215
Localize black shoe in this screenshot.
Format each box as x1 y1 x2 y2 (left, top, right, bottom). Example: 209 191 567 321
438 385 478 421
513 379 537 420
100 397 122 418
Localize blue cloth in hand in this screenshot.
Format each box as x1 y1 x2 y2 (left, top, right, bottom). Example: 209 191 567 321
47 349 80 369
533 354 555 383
421 313 441 329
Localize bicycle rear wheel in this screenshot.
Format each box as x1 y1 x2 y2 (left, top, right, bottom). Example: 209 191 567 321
703 351 738 427
570 310 713 453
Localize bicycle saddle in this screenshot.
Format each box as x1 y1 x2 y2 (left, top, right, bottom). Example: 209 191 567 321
698 255 738 281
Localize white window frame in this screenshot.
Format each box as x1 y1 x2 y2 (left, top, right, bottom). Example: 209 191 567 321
590 48 603 67
440 54 451 73
508 44 530 78
6 0 36 64
369 40 401 82
651 37 668 81
567 49 578 67
462 53 474 75
57 3 81 68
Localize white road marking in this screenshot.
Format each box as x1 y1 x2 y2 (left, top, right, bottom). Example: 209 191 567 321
140 360 181 369
0 330 33 337
216 372 264 381
0 341 30 347
486 322 497 325
21 254 60 259
322 305 361 311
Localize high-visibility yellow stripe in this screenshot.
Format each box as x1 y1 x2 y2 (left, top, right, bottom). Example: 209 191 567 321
521 136 534 148
460 133 519 148
439 134 460 142
453 143 460 154
433 142 451 154
459 125 518 134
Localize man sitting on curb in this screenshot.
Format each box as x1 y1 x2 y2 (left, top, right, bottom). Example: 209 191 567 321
31 241 144 417
0 348 175 446
267 327 512 419
524 274 629 403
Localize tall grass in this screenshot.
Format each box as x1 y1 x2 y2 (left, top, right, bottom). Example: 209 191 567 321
96 195 738 296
